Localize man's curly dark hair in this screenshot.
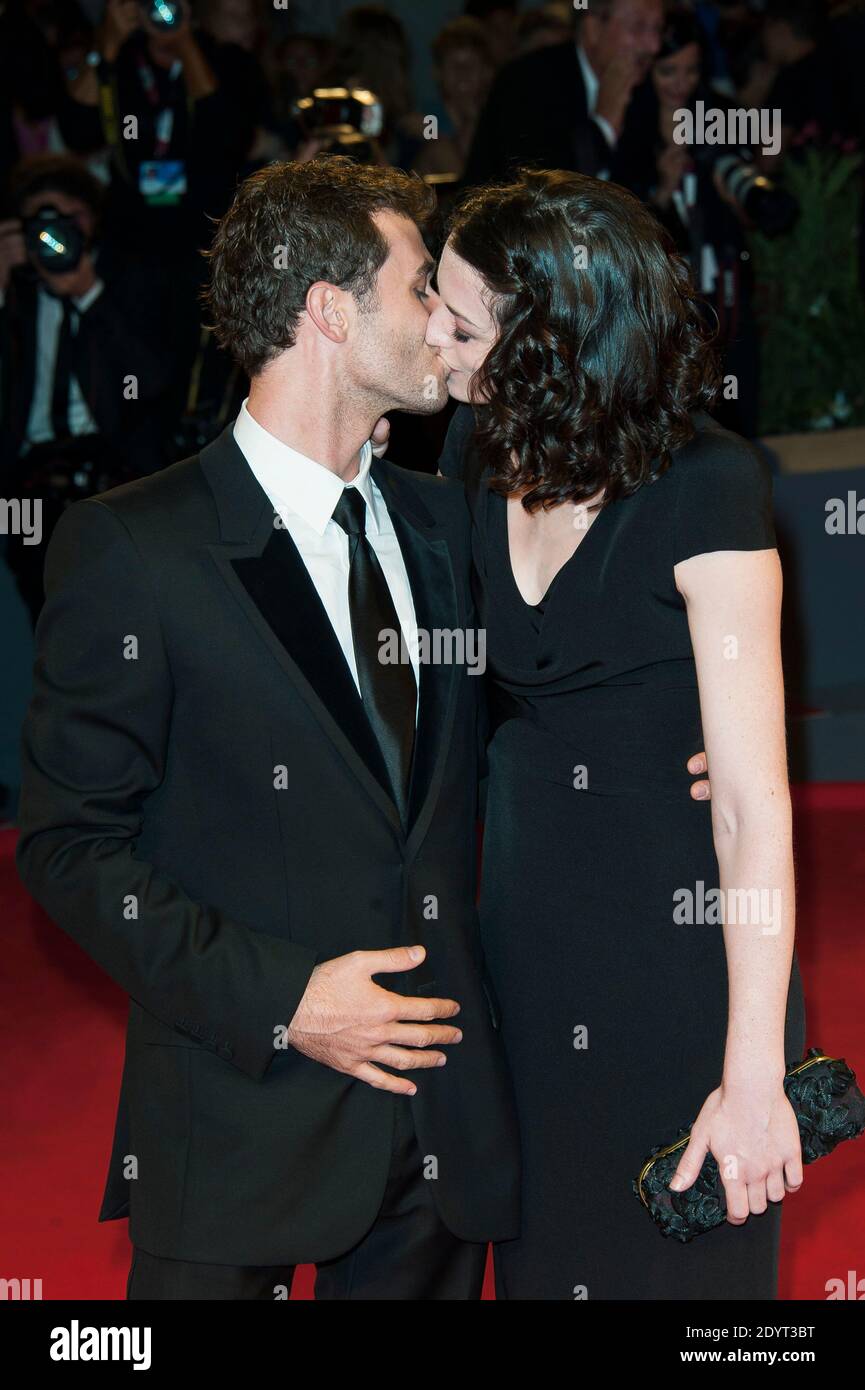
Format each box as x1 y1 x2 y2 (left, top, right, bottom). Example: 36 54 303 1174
201 154 436 378
446 167 723 512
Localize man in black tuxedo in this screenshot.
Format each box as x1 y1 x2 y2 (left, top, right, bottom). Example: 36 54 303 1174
15 154 520 1300
462 0 664 187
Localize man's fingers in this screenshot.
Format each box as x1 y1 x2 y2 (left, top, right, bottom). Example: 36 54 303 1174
385 993 461 1021
372 1045 449 1071
363 944 426 974
385 1023 463 1048
354 1061 417 1095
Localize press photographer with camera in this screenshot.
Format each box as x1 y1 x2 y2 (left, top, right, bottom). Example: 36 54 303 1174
0 154 177 624
58 0 256 261
611 7 798 439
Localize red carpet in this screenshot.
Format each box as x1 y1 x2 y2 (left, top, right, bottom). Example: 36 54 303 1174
2 785 864 1300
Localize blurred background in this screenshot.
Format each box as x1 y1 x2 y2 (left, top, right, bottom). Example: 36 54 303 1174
1 0 864 1300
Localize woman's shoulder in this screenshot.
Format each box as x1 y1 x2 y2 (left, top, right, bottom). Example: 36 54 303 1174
664 412 776 564
668 410 772 492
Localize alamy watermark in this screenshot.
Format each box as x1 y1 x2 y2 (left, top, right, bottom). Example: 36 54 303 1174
0 498 42 545
673 101 781 158
673 881 783 934
378 626 486 675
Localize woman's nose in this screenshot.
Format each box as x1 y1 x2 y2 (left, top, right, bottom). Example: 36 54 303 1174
425 302 451 348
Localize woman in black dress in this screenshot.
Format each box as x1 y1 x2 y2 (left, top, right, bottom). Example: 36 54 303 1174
426 168 807 1299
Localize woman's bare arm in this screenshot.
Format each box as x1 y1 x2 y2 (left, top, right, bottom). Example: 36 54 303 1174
669 547 802 1217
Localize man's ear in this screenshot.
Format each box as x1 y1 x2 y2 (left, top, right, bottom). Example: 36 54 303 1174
305 282 350 344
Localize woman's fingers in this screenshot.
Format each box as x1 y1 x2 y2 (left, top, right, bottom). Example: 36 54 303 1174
784 1153 804 1191
727 1164 802 1221
371 415 390 443
668 1133 709 1193
766 1167 787 1203
370 416 391 458
723 1179 750 1224
687 751 710 799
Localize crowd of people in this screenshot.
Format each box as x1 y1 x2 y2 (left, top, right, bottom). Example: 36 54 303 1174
0 0 863 628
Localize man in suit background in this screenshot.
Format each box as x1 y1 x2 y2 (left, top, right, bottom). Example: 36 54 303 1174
462 0 665 186
15 154 521 1300
0 154 180 624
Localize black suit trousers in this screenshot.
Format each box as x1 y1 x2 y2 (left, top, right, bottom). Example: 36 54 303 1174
126 1098 488 1300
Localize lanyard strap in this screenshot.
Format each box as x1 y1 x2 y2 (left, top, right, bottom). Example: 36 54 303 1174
135 53 183 157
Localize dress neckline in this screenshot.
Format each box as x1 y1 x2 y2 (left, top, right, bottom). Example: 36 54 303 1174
499 490 610 613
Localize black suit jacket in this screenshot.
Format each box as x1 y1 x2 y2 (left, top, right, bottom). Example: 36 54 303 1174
16 423 521 1264
462 40 614 187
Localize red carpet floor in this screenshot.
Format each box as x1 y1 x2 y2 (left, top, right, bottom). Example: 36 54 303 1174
2 785 864 1301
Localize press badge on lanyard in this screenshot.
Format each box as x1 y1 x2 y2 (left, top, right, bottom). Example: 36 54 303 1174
136 55 188 205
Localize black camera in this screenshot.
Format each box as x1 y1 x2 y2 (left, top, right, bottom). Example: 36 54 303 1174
22 206 86 273
692 145 799 236
293 87 384 155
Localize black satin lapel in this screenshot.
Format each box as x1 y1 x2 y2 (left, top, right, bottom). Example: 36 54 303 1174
211 521 401 834
387 506 461 845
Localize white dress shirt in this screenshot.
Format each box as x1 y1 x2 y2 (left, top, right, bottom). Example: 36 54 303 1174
232 398 420 717
576 43 618 163
23 277 104 447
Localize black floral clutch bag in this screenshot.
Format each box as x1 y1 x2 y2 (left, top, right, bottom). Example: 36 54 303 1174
634 1048 865 1243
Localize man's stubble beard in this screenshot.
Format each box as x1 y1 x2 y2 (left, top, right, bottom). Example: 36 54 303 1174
358 335 450 419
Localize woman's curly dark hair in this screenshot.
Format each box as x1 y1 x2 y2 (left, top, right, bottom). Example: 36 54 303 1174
446 167 723 511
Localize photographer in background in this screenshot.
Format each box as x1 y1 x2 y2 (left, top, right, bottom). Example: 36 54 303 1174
0 154 176 624
612 7 796 440
58 0 256 262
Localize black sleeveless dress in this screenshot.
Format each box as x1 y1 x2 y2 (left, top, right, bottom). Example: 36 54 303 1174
439 404 807 1300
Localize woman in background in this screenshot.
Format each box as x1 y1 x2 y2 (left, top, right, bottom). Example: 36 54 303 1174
611 5 762 439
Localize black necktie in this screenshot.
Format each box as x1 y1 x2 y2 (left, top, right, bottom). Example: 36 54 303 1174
331 485 416 825
51 298 76 441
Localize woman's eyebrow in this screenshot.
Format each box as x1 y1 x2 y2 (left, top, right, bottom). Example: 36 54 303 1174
445 302 483 330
